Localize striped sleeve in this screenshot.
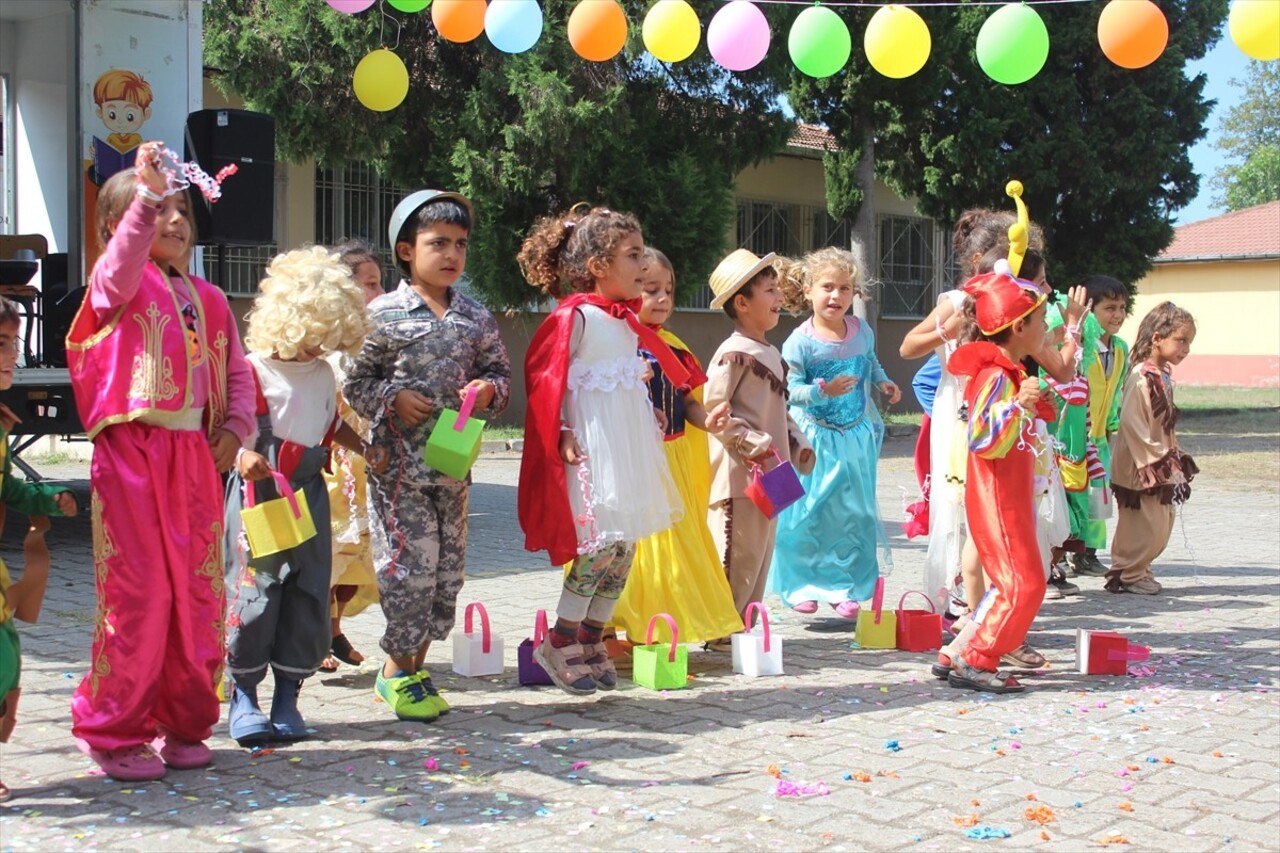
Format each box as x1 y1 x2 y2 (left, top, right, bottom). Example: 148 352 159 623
969 372 1024 460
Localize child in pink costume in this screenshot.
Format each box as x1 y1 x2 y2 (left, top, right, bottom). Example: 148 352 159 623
66 144 255 781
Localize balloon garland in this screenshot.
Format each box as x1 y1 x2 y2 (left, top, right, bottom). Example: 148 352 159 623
325 0 1279 111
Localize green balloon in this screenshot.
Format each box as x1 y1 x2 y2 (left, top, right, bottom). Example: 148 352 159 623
976 4 1049 86
387 0 430 12
789 6 851 79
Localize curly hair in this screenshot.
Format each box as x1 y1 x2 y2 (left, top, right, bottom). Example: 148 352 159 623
244 246 373 359
776 246 865 316
1131 301 1195 364
517 205 642 298
952 207 1045 283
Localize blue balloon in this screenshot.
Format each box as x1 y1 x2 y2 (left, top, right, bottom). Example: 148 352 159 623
486 0 543 54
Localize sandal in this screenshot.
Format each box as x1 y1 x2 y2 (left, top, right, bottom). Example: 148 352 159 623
532 637 597 696
0 779 10 803
931 651 954 680
319 654 340 673
947 657 1025 694
1000 643 1047 670
84 743 168 781
330 633 364 666
581 641 618 690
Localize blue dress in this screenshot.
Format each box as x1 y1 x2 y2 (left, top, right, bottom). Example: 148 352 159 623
769 317 894 606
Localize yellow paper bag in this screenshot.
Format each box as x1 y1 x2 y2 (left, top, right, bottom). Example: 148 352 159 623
240 471 316 558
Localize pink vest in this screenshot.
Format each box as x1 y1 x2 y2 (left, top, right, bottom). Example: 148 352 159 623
67 261 231 440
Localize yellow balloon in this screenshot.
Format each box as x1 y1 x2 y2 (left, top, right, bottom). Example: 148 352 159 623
1229 0 1280 61
864 4 931 79
353 49 409 112
643 0 701 63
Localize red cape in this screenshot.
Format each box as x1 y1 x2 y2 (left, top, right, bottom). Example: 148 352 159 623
518 294 690 565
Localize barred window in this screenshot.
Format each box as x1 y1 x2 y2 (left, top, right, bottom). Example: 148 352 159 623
878 215 937 318
315 162 414 285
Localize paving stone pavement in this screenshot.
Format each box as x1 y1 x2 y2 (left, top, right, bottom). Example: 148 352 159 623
1 440 1277 852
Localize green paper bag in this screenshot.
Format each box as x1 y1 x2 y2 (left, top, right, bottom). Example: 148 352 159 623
632 613 688 691
854 577 897 649
424 385 485 480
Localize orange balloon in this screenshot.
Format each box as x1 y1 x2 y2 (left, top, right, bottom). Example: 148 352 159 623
1097 0 1168 69
432 0 487 44
568 0 628 62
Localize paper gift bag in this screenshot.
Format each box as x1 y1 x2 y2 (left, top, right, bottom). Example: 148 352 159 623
854 578 897 649
732 602 783 677
240 471 317 558
1076 629 1150 675
744 449 805 519
424 385 486 481
517 609 554 686
452 601 504 676
1089 480 1113 521
632 613 688 691
895 591 943 652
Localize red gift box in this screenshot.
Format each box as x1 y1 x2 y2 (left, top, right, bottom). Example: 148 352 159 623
895 591 943 652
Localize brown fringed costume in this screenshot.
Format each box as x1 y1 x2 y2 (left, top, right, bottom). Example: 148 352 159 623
1107 362 1198 590
705 333 815 617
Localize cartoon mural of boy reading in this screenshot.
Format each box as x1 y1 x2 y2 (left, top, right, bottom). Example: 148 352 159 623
88 69 153 185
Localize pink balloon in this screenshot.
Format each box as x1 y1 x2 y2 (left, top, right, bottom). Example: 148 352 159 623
708 1 771 72
327 0 376 13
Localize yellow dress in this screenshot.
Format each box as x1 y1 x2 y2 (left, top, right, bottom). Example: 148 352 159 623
324 358 378 617
608 330 743 644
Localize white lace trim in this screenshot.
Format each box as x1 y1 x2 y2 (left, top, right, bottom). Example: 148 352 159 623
567 355 649 393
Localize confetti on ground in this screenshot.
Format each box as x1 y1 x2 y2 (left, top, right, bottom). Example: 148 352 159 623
766 764 782 778
774 779 830 798
953 814 980 827
1040 831 1052 841
423 759 439 771
1119 802 1134 812
965 826 1012 840
570 761 590 771
1024 805 1056 825
885 739 902 752
1099 835 1131 845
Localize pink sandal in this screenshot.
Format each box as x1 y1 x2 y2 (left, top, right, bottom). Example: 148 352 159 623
792 600 819 614
86 744 167 781
833 600 861 620
152 735 213 770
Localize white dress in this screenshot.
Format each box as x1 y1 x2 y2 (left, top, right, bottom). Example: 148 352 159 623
565 305 681 551
922 290 968 612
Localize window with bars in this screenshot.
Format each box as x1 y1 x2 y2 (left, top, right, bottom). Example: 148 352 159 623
686 199 853 310
878 214 937 318
315 162 414 286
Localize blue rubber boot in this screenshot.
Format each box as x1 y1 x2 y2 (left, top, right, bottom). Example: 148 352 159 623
269 676 308 741
228 683 272 747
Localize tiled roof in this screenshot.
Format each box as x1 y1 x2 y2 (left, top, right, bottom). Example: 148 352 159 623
788 123 838 152
1160 201 1280 261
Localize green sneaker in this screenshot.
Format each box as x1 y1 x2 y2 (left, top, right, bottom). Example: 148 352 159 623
375 670 439 721
416 670 451 716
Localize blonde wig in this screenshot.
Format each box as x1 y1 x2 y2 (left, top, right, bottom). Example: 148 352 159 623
244 245 373 359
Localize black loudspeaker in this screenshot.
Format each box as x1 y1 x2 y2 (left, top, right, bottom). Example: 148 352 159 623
184 109 275 245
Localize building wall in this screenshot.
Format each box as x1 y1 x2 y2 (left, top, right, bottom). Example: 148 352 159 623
1122 258 1280 387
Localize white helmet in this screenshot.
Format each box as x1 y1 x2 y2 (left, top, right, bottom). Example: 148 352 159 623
387 189 473 251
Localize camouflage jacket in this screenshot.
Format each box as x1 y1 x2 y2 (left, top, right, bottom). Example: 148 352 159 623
344 281 511 485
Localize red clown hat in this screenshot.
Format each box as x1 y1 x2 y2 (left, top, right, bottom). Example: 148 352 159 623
963 270 1047 336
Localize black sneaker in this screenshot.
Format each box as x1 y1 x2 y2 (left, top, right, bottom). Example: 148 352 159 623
1049 565 1081 596
1074 552 1109 577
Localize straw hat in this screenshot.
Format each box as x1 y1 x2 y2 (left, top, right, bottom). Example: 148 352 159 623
709 248 778 310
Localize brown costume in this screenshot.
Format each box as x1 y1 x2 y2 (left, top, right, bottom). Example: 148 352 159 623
1107 363 1198 589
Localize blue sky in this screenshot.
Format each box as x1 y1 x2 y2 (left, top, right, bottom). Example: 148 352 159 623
1178 36 1255 225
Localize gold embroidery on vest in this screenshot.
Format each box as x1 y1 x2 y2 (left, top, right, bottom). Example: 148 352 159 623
128 302 179 403
88 490 118 698
207 330 229 435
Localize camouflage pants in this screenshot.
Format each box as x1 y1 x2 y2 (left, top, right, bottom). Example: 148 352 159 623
369 478 468 657
558 541 636 623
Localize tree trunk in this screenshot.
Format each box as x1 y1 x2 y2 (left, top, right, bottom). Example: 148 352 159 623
852 126 876 324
